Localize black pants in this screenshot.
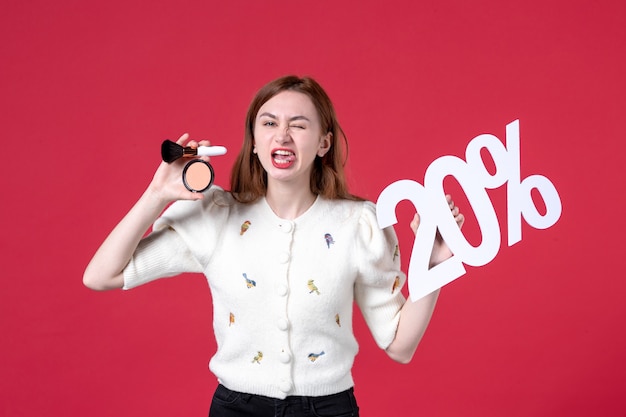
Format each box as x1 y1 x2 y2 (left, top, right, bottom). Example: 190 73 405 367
209 384 360 417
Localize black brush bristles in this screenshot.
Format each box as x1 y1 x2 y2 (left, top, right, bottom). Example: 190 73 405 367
161 139 193 163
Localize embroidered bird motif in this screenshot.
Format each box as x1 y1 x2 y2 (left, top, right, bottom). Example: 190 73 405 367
243 273 256 288
335 314 341 327
252 351 263 364
307 279 320 295
392 276 400 293
240 220 251 235
308 351 325 362
324 233 335 248
229 312 235 326
393 244 399 261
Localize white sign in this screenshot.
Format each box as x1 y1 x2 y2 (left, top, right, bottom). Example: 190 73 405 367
376 120 562 301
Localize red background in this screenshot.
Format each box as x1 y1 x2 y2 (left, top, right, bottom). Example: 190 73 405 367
1 1 625 416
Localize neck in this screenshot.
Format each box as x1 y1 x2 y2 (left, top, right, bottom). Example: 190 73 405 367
265 182 317 220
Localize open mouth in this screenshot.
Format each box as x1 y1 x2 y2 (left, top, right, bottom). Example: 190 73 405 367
272 149 296 167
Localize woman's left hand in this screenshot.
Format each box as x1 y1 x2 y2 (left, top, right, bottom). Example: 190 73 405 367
410 194 465 268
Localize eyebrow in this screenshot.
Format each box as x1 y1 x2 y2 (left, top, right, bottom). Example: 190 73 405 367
258 112 311 122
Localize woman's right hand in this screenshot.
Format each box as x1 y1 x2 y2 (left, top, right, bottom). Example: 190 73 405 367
146 133 212 205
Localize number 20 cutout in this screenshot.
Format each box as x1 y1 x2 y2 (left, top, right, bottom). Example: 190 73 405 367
377 120 562 301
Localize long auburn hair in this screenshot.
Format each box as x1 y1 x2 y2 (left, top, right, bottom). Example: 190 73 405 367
230 75 362 203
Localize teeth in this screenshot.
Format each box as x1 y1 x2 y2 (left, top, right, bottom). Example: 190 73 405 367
273 150 294 156
272 149 295 165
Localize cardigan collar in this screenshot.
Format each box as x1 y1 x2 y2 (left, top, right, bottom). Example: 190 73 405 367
259 194 324 227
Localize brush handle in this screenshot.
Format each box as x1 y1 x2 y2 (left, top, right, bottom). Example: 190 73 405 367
196 145 227 157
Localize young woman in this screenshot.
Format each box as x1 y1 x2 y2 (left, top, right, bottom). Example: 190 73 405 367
84 75 464 417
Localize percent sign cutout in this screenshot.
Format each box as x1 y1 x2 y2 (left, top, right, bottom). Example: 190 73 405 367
377 120 562 301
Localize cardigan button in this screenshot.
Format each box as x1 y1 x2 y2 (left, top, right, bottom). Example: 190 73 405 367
277 284 289 296
279 351 291 363
279 380 293 393
277 318 289 331
278 252 290 264
279 221 294 233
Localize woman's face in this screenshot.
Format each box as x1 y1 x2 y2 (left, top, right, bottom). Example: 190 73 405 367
253 90 331 187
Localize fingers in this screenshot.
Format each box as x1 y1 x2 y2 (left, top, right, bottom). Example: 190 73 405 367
455 213 465 229
448 196 464 229
410 195 465 235
446 194 465 229
178 134 212 163
181 190 205 201
194 139 213 162
445 194 454 209
176 133 190 145
410 213 420 234
176 133 211 148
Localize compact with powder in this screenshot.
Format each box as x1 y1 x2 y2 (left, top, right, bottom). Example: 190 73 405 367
160 138 225 193
182 159 214 193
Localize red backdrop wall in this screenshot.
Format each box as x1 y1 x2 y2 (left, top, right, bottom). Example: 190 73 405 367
1 1 625 416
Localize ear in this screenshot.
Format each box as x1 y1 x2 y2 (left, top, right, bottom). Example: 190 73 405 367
317 132 332 157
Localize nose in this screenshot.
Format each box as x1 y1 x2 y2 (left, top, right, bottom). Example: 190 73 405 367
274 126 292 145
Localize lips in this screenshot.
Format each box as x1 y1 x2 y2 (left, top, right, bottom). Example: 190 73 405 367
271 148 296 168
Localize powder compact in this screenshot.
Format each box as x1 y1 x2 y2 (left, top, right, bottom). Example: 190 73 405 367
182 159 214 193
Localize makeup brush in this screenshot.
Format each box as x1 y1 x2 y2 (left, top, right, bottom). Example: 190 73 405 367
161 139 228 163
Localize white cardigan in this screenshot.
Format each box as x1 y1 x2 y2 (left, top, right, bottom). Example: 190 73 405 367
124 186 406 399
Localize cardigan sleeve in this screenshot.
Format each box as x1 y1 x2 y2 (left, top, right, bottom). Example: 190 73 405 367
354 201 407 350
122 226 204 289
123 186 229 289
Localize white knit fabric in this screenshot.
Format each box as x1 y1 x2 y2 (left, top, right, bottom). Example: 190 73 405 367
124 186 406 399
